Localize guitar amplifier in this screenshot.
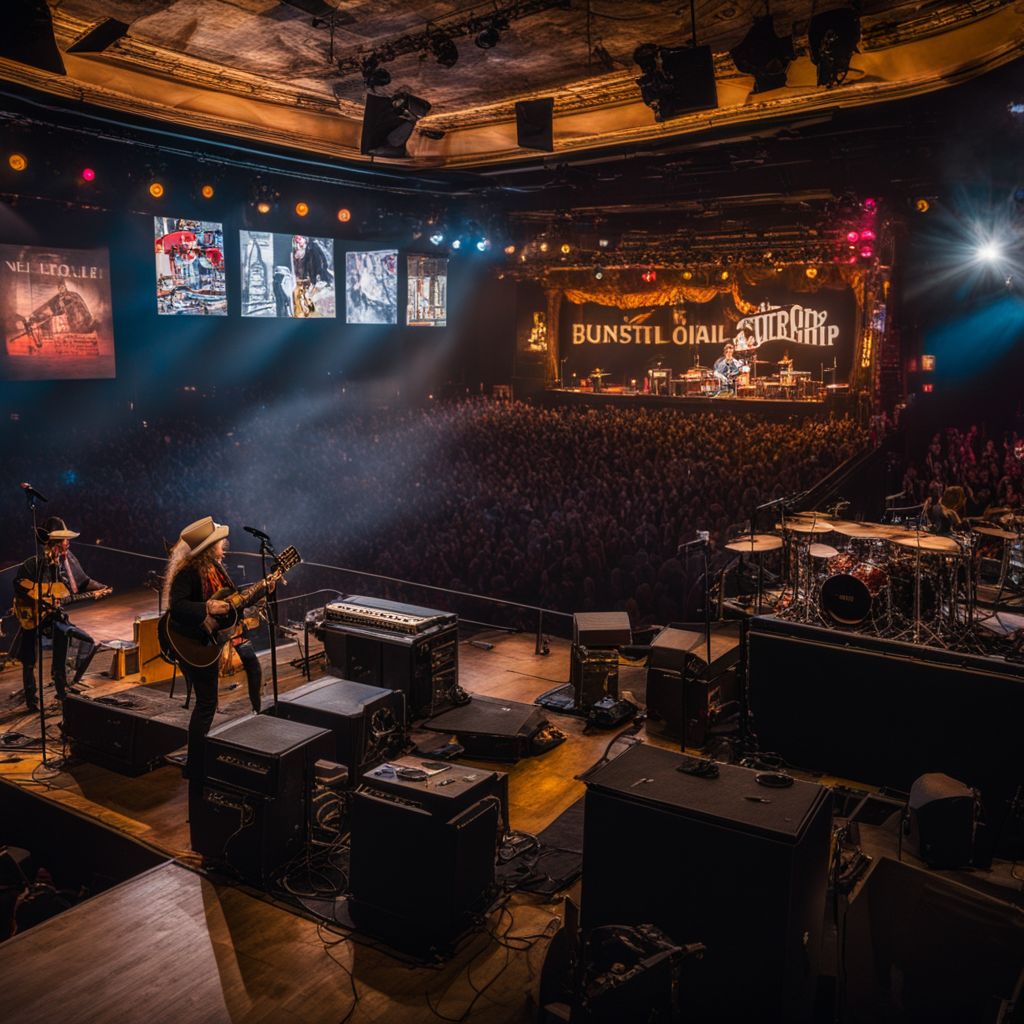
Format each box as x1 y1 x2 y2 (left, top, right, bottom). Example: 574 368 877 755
135 613 175 684
271 675 405 782
105 640 139 681
204 715 333 798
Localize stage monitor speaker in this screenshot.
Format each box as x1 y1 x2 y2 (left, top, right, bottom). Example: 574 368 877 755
63 693 184 776
423 695 550 761
573 612 631 649
843 856 1024 1023
135 614 176 684
515 97 554 151
349 788 499 952
906 773 977 868
190 780 306 887
271 675 404 782
581 743 832 1022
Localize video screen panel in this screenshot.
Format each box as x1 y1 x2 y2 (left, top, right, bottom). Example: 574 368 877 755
240 231 335 318
346 249 398 324
154 217 226 315
406 254 447 327
0 244 116 380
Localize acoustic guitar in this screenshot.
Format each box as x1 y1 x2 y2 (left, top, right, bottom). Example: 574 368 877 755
157 545 301 669
13 579 113 630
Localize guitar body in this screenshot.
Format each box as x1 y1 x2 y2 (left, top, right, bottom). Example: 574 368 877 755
13 582 110 630
157 611 225 669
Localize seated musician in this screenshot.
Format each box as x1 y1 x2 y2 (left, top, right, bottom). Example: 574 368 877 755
713 343 746 393
163 517 263 804
13 516 105 711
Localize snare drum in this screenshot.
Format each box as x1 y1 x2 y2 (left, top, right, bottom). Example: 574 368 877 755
821 559 889 625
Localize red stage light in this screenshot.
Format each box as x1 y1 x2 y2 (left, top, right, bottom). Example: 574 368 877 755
863 197 877 212
81 167 96 182
860 245 874 259
860 228 876 241
922 383 934 393
846 230 860 243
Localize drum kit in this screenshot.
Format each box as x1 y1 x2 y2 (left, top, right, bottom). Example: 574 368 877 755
725 507 1024 650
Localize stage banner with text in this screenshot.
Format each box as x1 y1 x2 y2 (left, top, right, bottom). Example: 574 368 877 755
0 244 115 380
560 283 856 387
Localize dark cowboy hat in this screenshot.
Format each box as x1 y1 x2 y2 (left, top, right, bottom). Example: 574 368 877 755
36 516 80 544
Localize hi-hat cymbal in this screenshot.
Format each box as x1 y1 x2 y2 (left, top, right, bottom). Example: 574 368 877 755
892 533 963 554
726 534 784 554
776 520 833 534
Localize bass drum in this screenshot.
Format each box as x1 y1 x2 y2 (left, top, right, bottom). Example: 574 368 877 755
820 561 889 625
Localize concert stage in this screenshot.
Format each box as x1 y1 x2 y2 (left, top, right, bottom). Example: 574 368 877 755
541 385 853 418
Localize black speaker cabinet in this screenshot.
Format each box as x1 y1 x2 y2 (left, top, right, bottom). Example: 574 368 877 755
349 788 499 953
271 675 404 782
62 693 184 776
204 715 333 798
907 773 977 868
581 744 832 1023
190 779 306 887
515 97 554 151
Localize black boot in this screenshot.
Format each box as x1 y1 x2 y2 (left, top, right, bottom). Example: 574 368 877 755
24 692 39 713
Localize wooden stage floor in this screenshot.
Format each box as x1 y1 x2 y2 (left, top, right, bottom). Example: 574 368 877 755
2 591 1021 1023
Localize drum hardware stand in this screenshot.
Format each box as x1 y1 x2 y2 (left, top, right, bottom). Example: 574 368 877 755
892 545 945 649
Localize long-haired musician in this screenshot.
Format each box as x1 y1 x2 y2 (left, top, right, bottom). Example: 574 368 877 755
163 517 262 802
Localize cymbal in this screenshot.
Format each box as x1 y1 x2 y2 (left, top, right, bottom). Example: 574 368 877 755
974 525 1019 540
892 533 963 554
829 520 886 537
726 535 784 554
776 520 833 534
809 543 839 559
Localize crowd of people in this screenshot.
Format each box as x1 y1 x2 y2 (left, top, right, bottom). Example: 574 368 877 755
900 425 1024 520
1 396 867 629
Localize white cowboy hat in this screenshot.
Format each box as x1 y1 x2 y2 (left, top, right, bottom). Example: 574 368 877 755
176 516 229 559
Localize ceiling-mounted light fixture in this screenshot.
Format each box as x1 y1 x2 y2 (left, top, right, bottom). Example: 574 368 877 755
474 15 509 49
808 7 861 88
430 32 459 68
361 54 391 89
730 15 795 93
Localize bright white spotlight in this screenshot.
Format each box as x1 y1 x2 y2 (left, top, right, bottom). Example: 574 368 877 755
977 242 1003 262
429 231 444 245
475 238 490 252
451 238 462 250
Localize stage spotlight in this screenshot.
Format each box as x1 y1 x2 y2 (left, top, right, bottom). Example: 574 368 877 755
682 270 693 280
594 269 604 279
257 200 271 214
720 269 729 281
295 201 309 217
337 207 351 222
860 245 874 259
863 197 878 213
200 183 215 199
808 7 860 88
451 238 462 250
977 242 1002 262
730 15 795 93
560 243 571 254
429 231 445 245
846 230 860 243
860 228 876 241
598 238 610 248
539 241 549 253
8 153 27 171
641 269 657 283
474 16 508 49
430 33 459 68
81 167 96 182
805 265 818 279
361 54 391 90
475 238 490 252
504 244 516 255
915 197 930 213
148 181 165 199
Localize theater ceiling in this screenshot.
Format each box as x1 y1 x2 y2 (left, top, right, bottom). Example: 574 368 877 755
1 0 1023 169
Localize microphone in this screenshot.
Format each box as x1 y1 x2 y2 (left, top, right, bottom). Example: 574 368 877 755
243 525 271 541
679 531 710 550
20 482 48 502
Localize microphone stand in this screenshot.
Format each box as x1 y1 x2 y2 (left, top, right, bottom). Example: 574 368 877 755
255 534 280 710
24 491 50 767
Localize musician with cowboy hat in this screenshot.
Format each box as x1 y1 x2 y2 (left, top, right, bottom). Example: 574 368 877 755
12 516 108 711
162 517 264 808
